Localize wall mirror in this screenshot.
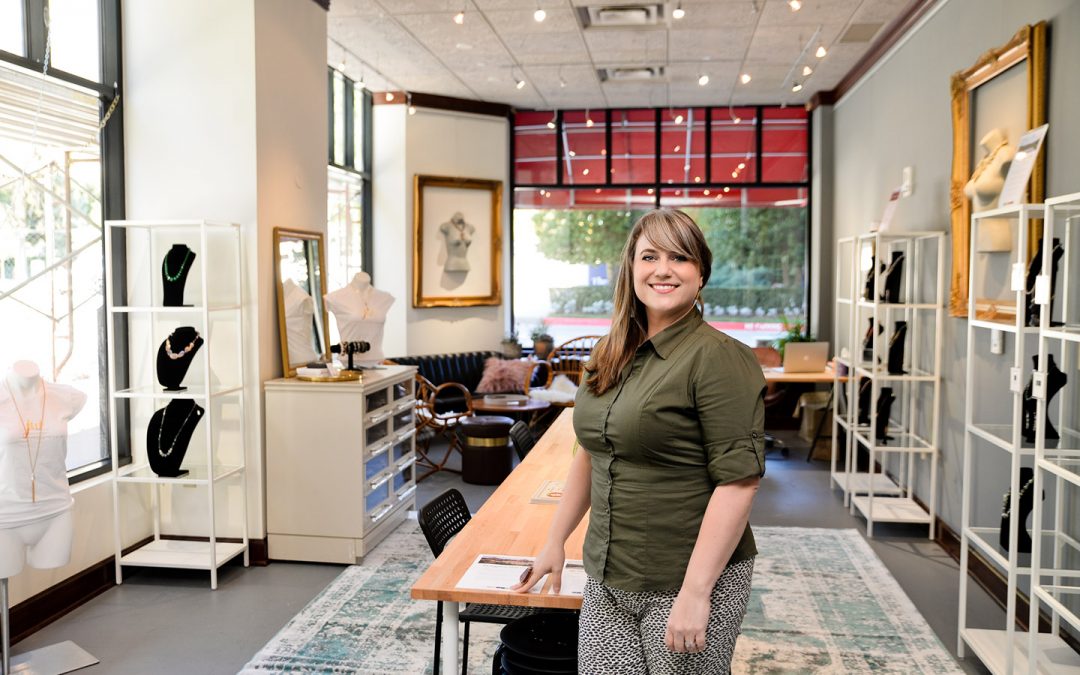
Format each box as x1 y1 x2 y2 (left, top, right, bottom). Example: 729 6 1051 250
274 227 330 377
949 22 1047 317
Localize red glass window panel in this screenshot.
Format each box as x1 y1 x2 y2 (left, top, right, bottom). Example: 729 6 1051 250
659 108 706 184
660 186 808 209
761 107 808 183
514 111 557 185
709 107 756 184
563 110 607 185
610 109 656 184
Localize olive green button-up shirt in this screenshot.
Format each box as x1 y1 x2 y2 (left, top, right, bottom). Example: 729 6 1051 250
573 309 766 592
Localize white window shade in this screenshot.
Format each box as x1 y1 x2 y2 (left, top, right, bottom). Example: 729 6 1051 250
0 60 100 148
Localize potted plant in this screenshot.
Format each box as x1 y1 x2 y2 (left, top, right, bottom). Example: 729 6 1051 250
501 330 523 358
530 326 555 361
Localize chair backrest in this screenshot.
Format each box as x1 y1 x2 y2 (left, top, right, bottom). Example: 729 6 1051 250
750 346 782 368
418 488 472 557
508 421 536 461
549 336 602 385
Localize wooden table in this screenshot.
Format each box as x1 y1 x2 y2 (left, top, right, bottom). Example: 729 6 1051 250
761 363 844 384
471 398 552 430
411 410 585 672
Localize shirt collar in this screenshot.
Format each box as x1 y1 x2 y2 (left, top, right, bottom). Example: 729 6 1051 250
643 307 703 359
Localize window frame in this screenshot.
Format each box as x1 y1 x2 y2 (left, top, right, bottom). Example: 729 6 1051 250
327 66 373 279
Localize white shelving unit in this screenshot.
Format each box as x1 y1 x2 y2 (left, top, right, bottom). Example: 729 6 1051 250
1027 192 1080 674
104 220 250 590
957 203 1058 673
831 231 944 538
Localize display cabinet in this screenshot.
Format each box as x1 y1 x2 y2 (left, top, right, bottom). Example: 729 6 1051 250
264 366 418 564
104 219 250 591
831 231 944 538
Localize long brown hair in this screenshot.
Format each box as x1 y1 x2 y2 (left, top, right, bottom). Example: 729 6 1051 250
585 209 712 396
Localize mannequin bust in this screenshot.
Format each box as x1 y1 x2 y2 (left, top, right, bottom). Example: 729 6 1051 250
1 361 86 578
282 279 320 364
964 128 1015 252
156 326 203 391
146 399 204 477
439 212 475 273
324 272 395 365
162 244 196 307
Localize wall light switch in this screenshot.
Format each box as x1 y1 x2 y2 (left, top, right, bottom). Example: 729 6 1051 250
901 166 914 197
990 329 1004 354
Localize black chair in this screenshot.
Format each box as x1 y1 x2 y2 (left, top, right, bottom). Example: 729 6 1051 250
508 421 536 461
418 489 541 675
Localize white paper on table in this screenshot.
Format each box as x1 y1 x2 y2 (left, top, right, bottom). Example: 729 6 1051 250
560 559 587 596
999 124 1049 206
455 554 544 593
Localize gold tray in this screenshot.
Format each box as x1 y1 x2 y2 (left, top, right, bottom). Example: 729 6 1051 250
295 370 362 383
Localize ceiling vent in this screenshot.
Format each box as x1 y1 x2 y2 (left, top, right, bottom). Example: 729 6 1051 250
598 65 665 82
840 22 884 43
578 4 664 29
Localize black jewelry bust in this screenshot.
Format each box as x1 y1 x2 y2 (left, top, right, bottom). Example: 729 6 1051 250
147 399 204 477
157 326 203 391
999 466 1042 553
162 244 196 307
880 251 904 304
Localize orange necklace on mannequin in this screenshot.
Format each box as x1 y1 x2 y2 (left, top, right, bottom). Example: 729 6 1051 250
4 380 47 502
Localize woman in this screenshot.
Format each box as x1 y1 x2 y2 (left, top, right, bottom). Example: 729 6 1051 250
513 209 766 673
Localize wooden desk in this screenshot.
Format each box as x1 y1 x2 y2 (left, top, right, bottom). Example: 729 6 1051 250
411 410 584 671
761 363 844 384
471 398 552 430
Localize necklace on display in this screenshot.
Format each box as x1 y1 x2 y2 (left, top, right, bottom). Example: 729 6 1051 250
452 220 468 240
157 402 199 458
165 332 200 360
163 249 192 283
970 140 1009 184
1001 475 1035 516
4 380 47 502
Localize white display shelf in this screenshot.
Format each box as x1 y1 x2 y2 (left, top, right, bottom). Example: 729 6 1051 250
971 203 1046 219
116 464 245 485
851 496 931 524
837 297 853 305
963 527 1031 574
969 318 1040 334
109 304 242 314
120 539 247 570
1041 325 1080 344
967 423 1036 454
112 385 244 400
106 219 238 230
853 364 937 382
1032 586 1080 634
830 470 902 495
853 429 933 454
1038 454 1080 487
960 628 1080 675
856 299 940 311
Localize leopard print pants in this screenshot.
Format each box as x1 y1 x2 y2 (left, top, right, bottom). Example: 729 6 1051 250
578 557 754 674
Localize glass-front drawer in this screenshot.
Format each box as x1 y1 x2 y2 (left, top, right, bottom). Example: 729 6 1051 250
365 449 390 480
393 379 412 401
365 481 390 514
365 388 389 413
366 422 389 446
393 409 413 433
392 440 410 463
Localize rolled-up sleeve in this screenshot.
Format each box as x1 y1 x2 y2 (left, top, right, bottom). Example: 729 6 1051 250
694 341 767 485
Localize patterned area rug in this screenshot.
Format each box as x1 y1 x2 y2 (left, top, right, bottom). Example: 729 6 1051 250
239 524 960 674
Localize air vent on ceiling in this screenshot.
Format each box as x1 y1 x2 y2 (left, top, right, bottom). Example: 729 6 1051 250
577 4 664 29
840 22 884 43
597 65 665 82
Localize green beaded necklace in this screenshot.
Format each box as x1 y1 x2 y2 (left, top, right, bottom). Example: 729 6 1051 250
163 249 192 283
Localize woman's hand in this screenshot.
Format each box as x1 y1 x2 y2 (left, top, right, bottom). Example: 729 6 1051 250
511 541 564 593
665 589 710 653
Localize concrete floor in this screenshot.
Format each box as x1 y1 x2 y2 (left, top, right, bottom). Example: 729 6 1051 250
11 432 998 674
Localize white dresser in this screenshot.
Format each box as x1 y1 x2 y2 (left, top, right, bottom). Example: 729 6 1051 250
264 366 417 563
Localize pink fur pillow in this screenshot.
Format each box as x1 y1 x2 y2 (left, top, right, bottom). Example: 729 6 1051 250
475 357 534 394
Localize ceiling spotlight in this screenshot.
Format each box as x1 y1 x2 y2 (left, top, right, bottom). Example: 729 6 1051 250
534 8 546 22
515 76 526 90
547 114 556 129
585 113 594 127
740 73 752 84
569 150 576 157
674 114 684 124
673 2 685 19
453 10 465 24
408 105 416 115
698 73 710 86
802 65 813 76
385 92 395 102
788 0 802 11
732 115 741 124
816 45 827 58
674 145 681 152
723 186 731 193
792 82 803 92
407 93 416 115
703 189 710 195
582 168 590 176
737 162 746 169
731 170 738 178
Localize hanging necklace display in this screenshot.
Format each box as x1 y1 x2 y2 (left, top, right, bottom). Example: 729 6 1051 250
4 380 47 502
156 327 203 391
147 399 204 477
999 466 1043 553
162 244 197 307
1024 238 1063 327
880 251 905 303
887 321 908 375
158 402 197 457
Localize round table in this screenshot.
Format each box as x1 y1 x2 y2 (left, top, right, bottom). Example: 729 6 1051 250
472 398 553 430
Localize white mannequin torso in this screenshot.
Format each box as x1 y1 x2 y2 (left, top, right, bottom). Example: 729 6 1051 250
283 279 320 364
325 273 395 364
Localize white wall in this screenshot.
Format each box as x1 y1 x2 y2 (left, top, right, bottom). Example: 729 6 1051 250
373 105 511 357
829 0 1080 532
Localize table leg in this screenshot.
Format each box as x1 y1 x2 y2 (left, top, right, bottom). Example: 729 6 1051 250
442 601 459 673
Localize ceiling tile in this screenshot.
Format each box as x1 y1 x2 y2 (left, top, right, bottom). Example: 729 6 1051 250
505 32 590 65
757 0 861 27
484 7 580 34
668 28 752 62
584 29 669 65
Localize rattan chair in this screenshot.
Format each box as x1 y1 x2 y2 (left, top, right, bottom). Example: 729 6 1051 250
414 374 473 481
548 335 601 386
508 421 536 461
418 489 541 675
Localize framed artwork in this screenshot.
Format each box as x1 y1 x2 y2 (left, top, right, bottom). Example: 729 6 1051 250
413 174 503 308
948 22 1047 317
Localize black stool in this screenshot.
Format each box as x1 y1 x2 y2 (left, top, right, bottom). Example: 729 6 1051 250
493 612 578 674
459 415 515 485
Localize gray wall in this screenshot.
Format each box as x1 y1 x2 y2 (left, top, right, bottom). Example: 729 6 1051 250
829 0 1080 534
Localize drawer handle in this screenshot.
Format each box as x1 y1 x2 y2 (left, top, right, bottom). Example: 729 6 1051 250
395 428 417 443
397 456 416 472
369 503 394 523
370 473 393 491
397 485 417 502
368 411 392 425
369 441 392 458
393 400 414 414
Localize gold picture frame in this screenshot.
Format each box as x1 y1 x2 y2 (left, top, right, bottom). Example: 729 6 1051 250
948 22 1047 317
413 174 503 308
273 227 331 377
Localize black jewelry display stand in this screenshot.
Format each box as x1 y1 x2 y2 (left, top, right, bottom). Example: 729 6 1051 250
887 321 907 375
2 579 98 675
857 378 872 426
876 387 895 443
156 327 203 391
999 466 1043 553
863 256 886 301
162 244 196 307
341 341 371 371
146 400 205 477
1025 237 1064 327
862 319 882 363
1022 353 1067 444
880 251 904 303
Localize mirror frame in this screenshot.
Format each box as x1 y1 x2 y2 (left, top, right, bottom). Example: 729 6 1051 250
948 22 1047 317
273 227 331 377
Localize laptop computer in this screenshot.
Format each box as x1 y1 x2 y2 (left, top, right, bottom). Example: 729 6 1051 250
783 342 829 373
